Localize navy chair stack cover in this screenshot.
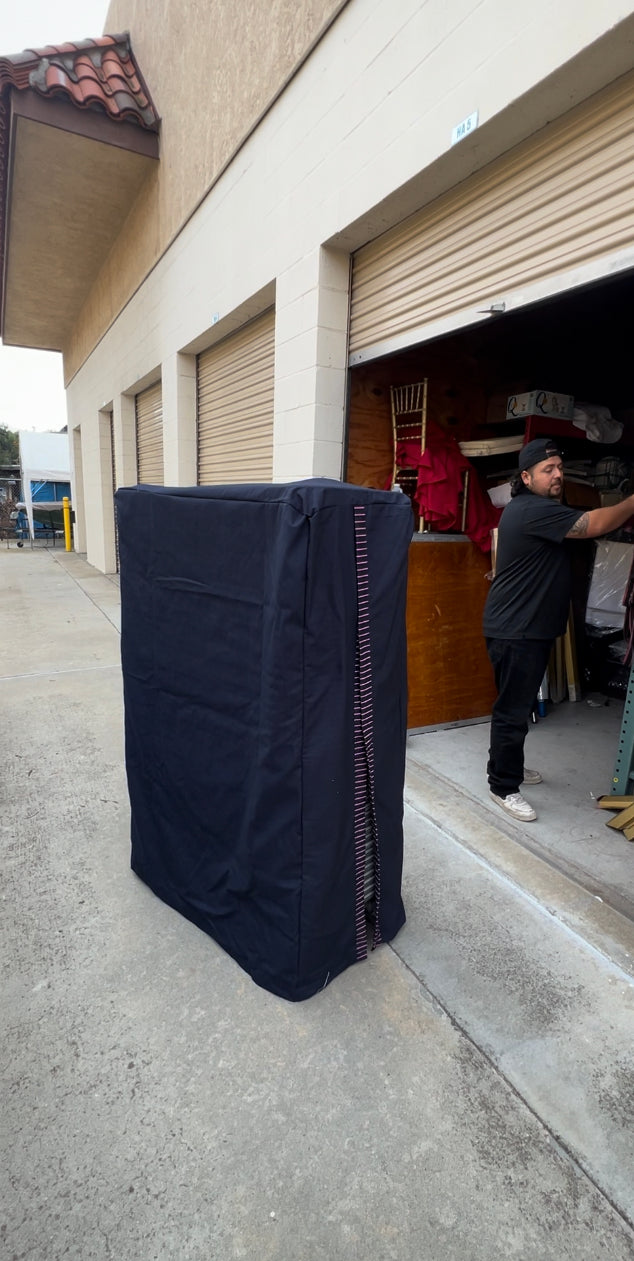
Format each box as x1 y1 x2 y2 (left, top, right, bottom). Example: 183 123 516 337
116 479 411 1000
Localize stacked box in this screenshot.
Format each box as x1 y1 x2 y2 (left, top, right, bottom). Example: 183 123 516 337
506 390 574 421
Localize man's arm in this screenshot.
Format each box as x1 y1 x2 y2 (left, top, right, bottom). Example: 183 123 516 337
566 494 634 539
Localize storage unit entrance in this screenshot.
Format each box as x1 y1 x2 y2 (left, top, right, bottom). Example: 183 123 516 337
197 310 275 485
346 271 634 736
136 381 164 485
344 68 634 741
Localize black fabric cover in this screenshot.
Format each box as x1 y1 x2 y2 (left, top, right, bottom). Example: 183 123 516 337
116 479 412 1001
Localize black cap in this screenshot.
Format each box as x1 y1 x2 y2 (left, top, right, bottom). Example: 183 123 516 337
518 438 562 472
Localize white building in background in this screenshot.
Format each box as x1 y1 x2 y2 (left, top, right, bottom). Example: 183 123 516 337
18 431 70 540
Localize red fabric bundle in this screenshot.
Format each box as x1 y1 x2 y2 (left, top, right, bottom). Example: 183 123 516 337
396 420 501 552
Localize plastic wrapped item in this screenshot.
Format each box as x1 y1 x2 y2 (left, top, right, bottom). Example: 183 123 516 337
593 456 630 492
583 626 623 694
607 638 627 664
536 671 548 717
603 638 630 698
487 481 512 508
572 403 623 443
585 541 632 629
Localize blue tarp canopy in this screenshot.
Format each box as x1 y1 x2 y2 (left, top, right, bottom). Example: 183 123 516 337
30 480 71 503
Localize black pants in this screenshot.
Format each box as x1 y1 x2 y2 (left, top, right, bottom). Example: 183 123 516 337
485 637 552 797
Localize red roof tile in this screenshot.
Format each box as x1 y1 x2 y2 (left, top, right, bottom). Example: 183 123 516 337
0 34 159 130
0 34 159 342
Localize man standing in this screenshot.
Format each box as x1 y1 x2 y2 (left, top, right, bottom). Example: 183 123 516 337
483 437 634 822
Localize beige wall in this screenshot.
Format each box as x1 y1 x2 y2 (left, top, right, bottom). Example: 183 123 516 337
66 0 634 570
64 0 346 381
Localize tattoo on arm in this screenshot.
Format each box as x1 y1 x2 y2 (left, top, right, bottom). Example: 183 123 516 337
567 512 589 538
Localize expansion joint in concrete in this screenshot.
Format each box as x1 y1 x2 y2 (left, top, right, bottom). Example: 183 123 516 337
388 939 634 1239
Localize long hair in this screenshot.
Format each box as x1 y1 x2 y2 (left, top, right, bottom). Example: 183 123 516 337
510 472 528 498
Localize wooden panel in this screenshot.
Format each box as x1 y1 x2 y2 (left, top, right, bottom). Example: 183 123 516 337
406 540 497 728
345 351 489 490
345 369 393 488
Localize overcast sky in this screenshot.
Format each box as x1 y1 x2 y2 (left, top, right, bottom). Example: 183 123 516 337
0 1 111 433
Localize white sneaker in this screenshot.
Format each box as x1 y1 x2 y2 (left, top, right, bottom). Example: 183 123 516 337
522 768 543 785
489 791 537 822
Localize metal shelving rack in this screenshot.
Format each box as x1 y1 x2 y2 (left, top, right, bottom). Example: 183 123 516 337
610 661 634 795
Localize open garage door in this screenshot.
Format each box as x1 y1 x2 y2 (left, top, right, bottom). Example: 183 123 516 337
350 73 634 364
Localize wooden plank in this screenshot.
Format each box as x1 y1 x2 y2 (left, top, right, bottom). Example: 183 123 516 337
622 821 634 841
564 613 580 703
597 795 634 809
345 372 393 489
605 802 634 829
549 637 566 704
406 539 497 728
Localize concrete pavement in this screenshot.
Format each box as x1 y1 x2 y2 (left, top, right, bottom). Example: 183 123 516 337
2 546 634 1261
407 705 634 922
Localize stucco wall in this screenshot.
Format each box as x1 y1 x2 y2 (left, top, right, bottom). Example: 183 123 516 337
64 0 347 380
66 0 634 567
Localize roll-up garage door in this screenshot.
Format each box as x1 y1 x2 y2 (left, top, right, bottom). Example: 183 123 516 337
350 73 634 361
135 382 163 484
197 309 275 484
110 413 119 572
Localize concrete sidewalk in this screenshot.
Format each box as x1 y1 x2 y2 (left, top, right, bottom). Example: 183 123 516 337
2 547 634 1261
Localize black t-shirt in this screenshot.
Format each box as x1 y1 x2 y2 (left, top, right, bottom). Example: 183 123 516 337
483 491 584 640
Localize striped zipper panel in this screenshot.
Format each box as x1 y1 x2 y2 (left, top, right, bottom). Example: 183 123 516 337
353 506 382 958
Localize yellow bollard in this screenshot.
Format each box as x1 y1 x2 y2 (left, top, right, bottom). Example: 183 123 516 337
62 496 72 552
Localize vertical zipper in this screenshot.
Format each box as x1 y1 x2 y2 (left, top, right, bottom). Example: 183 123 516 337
353 506 382 956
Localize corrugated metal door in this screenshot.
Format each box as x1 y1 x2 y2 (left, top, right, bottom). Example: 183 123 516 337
135 382 163 483
197 310 275 484
110 413 119 572
350 74 634 360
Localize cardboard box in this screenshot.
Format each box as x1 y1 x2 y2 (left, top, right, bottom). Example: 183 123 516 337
506 390 574 421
